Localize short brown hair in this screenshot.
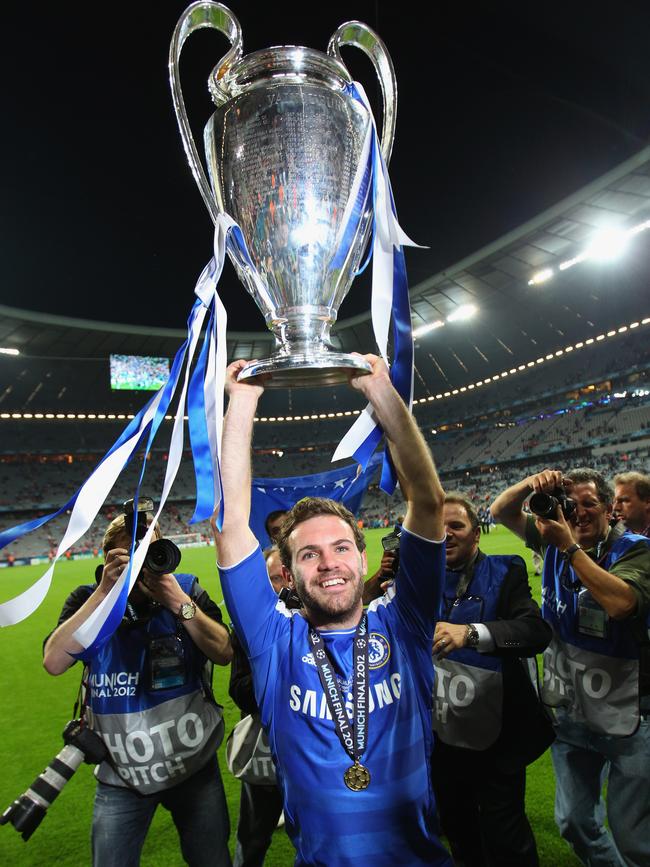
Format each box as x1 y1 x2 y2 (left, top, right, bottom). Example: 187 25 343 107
566 468 613 506
444 492 480 530
276 497 365 569
102 514 161 556
614 471 650 501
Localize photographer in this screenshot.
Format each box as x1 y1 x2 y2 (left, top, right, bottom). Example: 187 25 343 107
43 506 233 867
491 468 650 867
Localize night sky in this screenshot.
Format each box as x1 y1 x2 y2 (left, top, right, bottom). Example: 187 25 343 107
3 1 649 332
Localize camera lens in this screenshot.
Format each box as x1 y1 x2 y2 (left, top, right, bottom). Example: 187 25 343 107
529 492 559 518
143 539 181 575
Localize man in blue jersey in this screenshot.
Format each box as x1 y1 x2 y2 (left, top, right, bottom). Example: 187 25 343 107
214 354 451 867
492 468 650 867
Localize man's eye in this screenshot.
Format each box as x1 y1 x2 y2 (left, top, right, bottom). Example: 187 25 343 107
336 545 350 552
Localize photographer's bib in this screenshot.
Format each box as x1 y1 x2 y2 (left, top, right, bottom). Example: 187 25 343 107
432 554 520 750
541 533 649 737
84 574 224 793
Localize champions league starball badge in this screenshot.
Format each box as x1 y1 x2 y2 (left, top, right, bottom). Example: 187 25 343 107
344 761 371 791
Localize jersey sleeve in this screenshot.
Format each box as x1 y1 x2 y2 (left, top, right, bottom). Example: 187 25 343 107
388 528 446 641
609 541 650 622
218 545 291 660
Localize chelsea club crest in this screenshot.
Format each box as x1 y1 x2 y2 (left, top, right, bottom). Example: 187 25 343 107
368 633 390 669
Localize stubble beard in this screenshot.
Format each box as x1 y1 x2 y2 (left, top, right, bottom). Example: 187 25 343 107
293 569 365 626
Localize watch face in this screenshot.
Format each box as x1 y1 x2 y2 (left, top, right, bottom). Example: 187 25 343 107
180 602 195 620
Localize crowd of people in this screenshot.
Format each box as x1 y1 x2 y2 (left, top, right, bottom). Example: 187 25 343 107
36 355 649 867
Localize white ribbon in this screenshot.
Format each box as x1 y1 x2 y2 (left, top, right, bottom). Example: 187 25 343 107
332 83 421 465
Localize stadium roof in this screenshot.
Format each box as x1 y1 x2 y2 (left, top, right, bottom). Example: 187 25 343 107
1 143 650 416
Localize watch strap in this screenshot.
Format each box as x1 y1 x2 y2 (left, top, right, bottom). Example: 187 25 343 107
564 542 582 562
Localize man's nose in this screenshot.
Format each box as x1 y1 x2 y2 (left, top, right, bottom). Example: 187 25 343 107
318 550 337 570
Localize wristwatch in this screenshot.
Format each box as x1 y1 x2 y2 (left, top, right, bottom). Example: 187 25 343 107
178 599 197 622
563 542 582 562
465 624 480 648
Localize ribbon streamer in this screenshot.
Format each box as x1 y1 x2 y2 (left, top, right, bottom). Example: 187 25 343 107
0 90 418 638
333 82 420 494
0 216 236 649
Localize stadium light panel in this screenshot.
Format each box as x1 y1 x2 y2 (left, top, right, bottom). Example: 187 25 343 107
586 227 630 262
447 304 477 323
527 268 553 286
413 319 444 337
0 347 20 356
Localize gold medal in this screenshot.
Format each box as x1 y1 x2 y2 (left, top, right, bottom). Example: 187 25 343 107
344 762 371 791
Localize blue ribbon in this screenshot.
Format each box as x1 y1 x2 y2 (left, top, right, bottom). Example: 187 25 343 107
346 131 414 494
188 303 217 523
0 398 155 553
73 301 202 658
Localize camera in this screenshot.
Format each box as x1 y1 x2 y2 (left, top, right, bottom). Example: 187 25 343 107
278 586 303 609
381 527 401 574
529 487 576 520
123 497 182 576
1 719 107 841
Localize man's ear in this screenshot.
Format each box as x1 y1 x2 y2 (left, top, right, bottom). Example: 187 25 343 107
282 564 295 589
361 549 368 578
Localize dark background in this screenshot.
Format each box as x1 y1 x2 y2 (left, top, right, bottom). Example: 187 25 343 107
3 1 649 331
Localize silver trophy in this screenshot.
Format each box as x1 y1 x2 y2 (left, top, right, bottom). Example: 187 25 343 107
170 2 397 387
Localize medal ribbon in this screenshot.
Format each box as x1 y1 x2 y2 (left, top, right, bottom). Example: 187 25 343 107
307 614 369 768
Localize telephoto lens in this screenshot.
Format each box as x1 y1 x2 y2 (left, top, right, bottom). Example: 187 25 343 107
143 538 182 575
0 720 107 841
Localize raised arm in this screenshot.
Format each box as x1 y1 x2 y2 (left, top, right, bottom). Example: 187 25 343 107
212 360 265 567
350 355 444 541
491 468 565 541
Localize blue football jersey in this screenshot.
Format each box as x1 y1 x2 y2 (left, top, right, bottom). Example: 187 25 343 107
221 528 451 866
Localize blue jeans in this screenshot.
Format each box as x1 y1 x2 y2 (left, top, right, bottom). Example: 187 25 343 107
91 757 231 867
552 712 650 867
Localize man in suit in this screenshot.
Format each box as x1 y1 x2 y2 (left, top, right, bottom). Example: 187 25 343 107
431 493 554 867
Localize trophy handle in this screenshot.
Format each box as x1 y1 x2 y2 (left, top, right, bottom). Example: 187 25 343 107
169 2 243 224
327 22 397 165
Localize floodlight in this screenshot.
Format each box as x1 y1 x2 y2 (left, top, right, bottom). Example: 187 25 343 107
413 319 444 337
586 227 629 262
447 304 477 323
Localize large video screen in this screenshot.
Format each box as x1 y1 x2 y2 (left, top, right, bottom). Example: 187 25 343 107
110 354 169 391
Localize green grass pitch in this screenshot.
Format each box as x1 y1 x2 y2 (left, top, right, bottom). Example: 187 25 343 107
0 528 581 865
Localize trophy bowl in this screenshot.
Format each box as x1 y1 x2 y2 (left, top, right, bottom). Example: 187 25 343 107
170 3 397 387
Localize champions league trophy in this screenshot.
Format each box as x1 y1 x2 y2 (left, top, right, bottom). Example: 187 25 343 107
170 2 397 387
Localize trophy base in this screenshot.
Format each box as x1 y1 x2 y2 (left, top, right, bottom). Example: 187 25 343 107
237 352 372 388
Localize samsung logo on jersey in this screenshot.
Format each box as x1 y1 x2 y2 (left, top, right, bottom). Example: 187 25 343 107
289 674 401 720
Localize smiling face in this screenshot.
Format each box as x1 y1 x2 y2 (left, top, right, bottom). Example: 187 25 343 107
568 481 612 549
443 502 480 569
283 514 367 628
